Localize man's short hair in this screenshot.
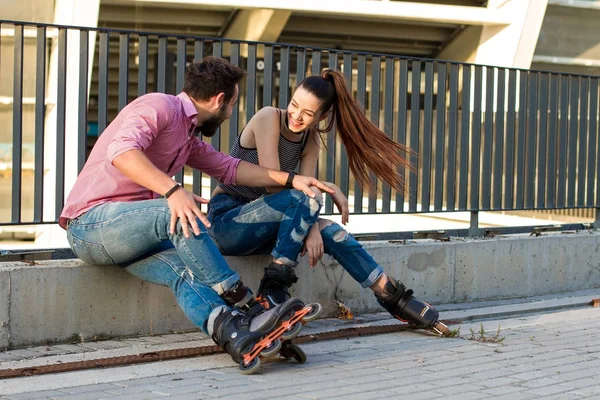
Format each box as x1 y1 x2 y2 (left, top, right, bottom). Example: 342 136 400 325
183 56 246 103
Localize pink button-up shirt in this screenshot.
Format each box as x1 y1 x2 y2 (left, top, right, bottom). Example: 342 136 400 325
59 92 240 229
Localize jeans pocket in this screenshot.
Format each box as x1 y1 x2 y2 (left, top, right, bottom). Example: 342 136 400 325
68 234 115 265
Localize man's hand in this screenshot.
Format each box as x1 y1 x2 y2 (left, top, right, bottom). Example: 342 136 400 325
167 188 210 238
292 175 335 198
301 224 324 268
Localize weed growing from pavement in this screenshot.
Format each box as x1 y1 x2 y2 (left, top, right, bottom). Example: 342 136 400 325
467 324 505 344
442 328 461 338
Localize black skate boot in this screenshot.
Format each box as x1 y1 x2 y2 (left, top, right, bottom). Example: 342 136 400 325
375 277 449 335
211 298 310 374
256 262 297 309
257 262 321 321
218 279 320 368
255 264 322 363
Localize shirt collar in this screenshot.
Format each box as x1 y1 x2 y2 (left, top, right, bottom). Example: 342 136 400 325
177 92 199 120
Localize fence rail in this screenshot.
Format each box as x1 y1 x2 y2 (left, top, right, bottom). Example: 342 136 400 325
1 20 599 231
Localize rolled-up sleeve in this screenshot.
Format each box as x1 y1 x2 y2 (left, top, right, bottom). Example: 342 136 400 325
186 138 241 185
106 95 171 162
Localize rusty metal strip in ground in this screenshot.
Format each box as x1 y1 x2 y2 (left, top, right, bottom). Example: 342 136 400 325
0 321 451 379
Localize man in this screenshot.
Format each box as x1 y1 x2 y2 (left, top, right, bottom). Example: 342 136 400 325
60 56 333 370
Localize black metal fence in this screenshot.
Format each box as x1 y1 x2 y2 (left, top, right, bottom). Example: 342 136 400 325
1 20 599 231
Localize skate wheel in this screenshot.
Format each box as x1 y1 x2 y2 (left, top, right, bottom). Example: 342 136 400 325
302 302 322 322
280 321 303 341
260 338 282 357
239 357 261 375
432 321 450 336
282 343 306 364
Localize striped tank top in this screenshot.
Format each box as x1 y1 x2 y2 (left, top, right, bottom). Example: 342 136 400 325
218 110 310 201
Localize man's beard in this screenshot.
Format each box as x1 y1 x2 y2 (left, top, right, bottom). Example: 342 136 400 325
194 106 228 138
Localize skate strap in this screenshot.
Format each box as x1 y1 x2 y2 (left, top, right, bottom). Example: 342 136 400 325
389 285 414 310
244 302 265 318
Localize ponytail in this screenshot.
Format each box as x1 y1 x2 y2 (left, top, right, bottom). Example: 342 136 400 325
306 69 413 194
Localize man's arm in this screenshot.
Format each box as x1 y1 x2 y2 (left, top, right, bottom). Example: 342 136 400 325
112 149 210 239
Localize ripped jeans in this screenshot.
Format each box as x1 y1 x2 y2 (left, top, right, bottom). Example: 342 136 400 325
207 190 322 266
207 191 384 288
66 199 239 333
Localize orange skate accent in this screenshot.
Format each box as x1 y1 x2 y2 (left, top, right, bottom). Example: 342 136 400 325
241 304 313 367
255 295 271 310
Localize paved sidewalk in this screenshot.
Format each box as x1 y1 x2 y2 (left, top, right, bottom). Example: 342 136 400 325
1 295 599 399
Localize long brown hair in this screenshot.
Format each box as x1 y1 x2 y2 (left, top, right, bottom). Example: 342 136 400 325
298 69 413 194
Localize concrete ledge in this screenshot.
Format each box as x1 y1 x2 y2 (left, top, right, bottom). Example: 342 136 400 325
2 231 600 349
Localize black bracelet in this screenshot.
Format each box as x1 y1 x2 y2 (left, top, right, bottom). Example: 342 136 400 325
164 183 181 199
285 171 296 189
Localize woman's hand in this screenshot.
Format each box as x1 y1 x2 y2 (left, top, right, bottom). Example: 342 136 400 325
327 183 350 225
301 224 324 268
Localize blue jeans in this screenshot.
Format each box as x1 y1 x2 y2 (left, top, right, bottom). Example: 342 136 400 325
66 199 239 334
207 191 384 288
207 190 322 266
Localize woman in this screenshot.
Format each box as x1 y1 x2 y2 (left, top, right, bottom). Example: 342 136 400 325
207 69 448 334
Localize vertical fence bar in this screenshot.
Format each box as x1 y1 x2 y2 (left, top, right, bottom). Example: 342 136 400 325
137 36 148 96
588 78 598 206
118 33 130 111
340 53 352 199
368 56 381 213
525 72 537 209
421 61 434 212
481 66 494 210
98 31 109 134
194 39 205 63
470 66 483 211
34 26 46 222
396 59 408 212
263 45 273 107
246 44 256 123
409 60 421 213
458 64 471 210
193 39 204 196
446 63 458 211
546 74 558 208
11 25 24 223
325 52 338 214
536 73 549 209
577 77 589 207
279 46 290 108
78 30 89 174
55 28 68 219
557 75 569 208
493 68 505 210
174 38 187 185
229 42 240 150
296 48 307 84
355 54 367 213
567 75 579 207
515 71 528 209
382 57 394 213
157 36 168 93
311 49 321 76
504 69 517 209
176 38 186 93
433 63 446 211
213 41 222 58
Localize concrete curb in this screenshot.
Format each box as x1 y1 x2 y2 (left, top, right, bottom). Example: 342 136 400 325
1 231 600 348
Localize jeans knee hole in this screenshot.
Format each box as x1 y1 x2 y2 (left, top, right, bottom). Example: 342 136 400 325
333 230 349 242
